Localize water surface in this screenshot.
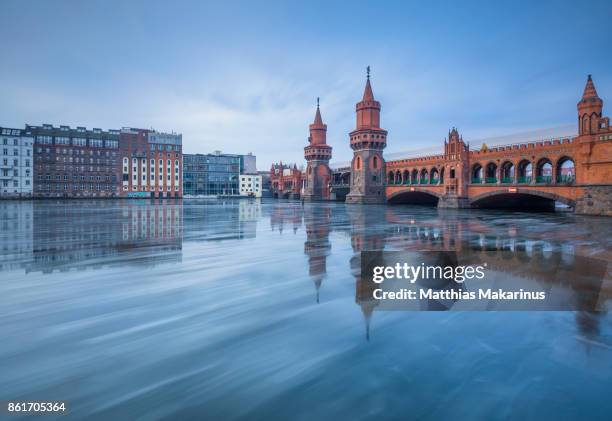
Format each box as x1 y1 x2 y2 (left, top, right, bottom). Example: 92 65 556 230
1 199 611 420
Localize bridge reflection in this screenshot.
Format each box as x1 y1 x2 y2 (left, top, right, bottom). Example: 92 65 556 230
1 200 609 345
268 204 611 342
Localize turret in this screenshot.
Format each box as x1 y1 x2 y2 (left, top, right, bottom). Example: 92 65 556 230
346 67 388 204
578 75 603 135
303 98 333 201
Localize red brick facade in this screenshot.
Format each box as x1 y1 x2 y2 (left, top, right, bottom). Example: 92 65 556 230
270 163 302 199
303 99 332 201
119 128 182 198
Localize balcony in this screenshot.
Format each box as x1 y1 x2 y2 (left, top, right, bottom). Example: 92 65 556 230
485 177 497 184
471 178 482 184
501 177 514 184
419 178 428 184
557 175 574 184
430 179 439 185
517 176 531 184
536 176 552 184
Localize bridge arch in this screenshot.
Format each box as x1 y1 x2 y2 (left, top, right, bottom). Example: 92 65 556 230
419 168 429 184
387 188 442 206
501 161 515 182
535 157 553 183
485 162 498 182
430 167 439 184
556 156 575 184
517 159 533 183
470 189 575 211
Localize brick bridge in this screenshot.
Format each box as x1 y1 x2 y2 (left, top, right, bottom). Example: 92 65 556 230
384 131 604 212
275 74 611 215
353 75 611 215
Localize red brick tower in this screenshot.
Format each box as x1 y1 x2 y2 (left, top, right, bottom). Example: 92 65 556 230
303 98 332 201
346 67 387 204
438 127 471 208
577 75 603 136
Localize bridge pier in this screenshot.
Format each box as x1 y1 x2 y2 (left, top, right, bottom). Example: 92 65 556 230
575 186 612 216
437 196 471 209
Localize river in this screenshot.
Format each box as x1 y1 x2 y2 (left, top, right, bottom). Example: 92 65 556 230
0 199 611 420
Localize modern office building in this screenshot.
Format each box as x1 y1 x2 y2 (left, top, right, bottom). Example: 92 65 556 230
29 124 120 198
119 128 182 198
239 174 262 197
183 152 240 197
257 170 272 197
241 152 257 173
0 126 34 197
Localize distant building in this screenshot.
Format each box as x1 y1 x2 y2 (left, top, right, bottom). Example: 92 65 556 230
119 128 182 198
239 174 262 197
0 127 34 197
269 163 302 199
257 170 271 197
29 124 120 198
183 152 240 196
241 152 257 173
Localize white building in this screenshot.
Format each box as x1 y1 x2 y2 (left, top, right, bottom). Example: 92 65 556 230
239 174 262 198
0 127 33 197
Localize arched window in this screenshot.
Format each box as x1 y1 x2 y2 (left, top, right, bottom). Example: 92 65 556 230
430 168 439 184
355 156 361 170
501 161 514 183
485 162 497 183
582 115 590 134
395 170 402 185
403 170 410 184
388 171 394 184
536 158 552 183
472 164 483 183
517 160 531 183
373 156 379 169
557 157 575 183
420 169 428 184
411 169 418 184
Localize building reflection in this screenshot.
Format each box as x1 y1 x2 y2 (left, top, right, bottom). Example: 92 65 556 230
0 202 33 272
303 204 332 303
182 199 260 241
347 205 386 341
27 200 183 273
269 202 302 235
1 200 609 345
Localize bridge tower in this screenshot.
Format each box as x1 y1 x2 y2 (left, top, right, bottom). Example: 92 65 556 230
439 127 471 208
578 75 603 136
346 67 387 204
303 98 332 201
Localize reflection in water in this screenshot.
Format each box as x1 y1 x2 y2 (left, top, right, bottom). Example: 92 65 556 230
1 200 611 419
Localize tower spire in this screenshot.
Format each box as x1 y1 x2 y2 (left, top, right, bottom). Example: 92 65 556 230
313 97 323 125
582 74 599 99
363 66 374 101
577 74 603 136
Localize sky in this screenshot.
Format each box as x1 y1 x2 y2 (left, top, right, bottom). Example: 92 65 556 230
1 0 611 170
